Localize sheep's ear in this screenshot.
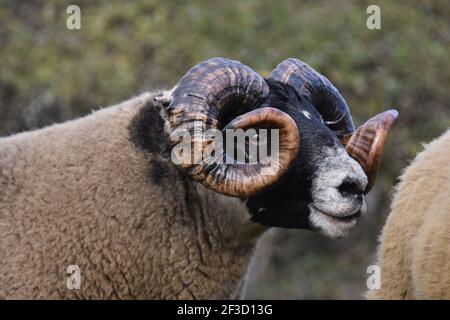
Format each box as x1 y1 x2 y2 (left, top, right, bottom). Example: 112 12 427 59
153 90 173 107
345 110 398 193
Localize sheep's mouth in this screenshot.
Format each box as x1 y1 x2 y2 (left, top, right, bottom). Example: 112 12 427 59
312 206 362 222
308 204 363 239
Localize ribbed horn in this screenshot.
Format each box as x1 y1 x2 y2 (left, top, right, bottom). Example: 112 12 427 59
268 58 355 141
168 58 300 197
346 110 398 193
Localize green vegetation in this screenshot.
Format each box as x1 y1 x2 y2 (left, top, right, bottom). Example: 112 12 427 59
1 0 449 299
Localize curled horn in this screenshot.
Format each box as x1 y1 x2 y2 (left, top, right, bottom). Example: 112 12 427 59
269 58 398 193
346 110 398 193
268 58 355 140
168 58 300 197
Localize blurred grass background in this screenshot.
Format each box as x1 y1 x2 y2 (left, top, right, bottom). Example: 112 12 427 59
1 0 449 299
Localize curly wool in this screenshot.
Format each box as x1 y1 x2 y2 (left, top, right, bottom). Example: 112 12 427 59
367 129 450 299
0 92 264 299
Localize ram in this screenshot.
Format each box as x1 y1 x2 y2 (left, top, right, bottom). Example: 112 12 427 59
367 129 450 299
0 58 396 299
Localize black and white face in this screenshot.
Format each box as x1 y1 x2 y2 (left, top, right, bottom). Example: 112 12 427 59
246 81 368 238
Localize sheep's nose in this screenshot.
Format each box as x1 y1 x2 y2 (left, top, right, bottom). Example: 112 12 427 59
337 178 364 200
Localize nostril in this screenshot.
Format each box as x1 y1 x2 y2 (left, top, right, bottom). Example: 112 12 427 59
338 179 363 198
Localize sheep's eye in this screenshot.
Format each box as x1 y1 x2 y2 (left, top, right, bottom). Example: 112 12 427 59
249 133 259 145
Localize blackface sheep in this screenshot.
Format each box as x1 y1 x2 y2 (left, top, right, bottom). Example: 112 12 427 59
0 58 397 299
367 129 450 300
